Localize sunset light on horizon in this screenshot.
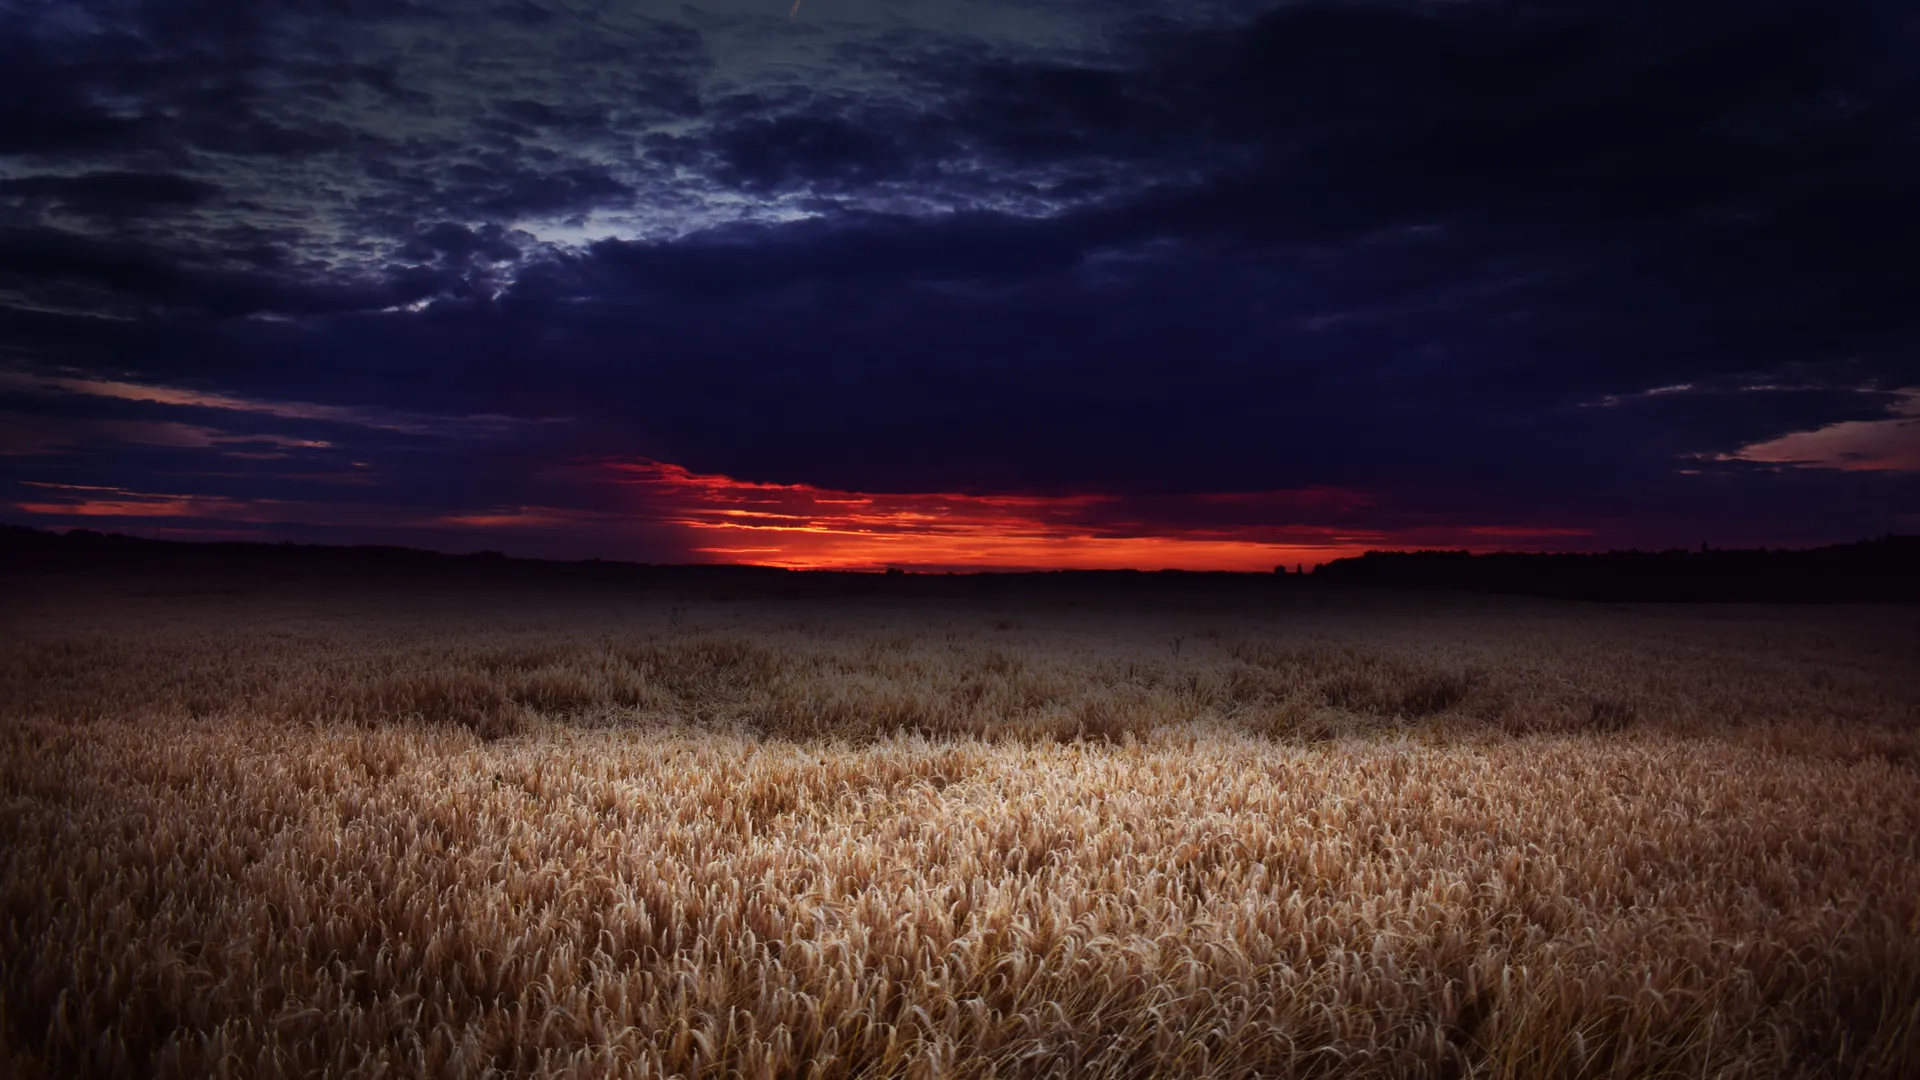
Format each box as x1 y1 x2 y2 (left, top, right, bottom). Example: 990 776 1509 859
7 458 1613 572
599 459 1380 571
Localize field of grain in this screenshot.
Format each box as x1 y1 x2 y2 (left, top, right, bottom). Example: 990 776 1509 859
3 578 1917 1078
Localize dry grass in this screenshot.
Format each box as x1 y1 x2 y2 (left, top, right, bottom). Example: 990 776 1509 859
2 582 1917 1078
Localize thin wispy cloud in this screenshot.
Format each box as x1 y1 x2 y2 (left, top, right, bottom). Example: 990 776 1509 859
0 369 540 438
1722 389 1920 473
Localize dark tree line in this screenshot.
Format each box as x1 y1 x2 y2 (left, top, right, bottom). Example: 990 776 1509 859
1308 537 1920 602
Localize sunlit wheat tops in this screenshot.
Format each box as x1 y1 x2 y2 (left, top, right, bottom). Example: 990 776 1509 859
2 588 1917 1078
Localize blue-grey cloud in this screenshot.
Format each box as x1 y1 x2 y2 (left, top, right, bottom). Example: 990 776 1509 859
3 0 1918 557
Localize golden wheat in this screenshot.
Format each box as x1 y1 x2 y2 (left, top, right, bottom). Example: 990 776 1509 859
2 583 1916 1078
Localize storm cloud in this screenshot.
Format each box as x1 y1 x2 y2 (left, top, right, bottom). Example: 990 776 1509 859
4 0 1917 564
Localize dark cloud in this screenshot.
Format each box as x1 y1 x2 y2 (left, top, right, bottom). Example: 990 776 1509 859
399 222 525 265
0 171 222 217
0 26 154 155
491 98 614 137
468 165 635 219
713 113 919 191
0 227 442 319
3 0 1918 559
574 208 1113 294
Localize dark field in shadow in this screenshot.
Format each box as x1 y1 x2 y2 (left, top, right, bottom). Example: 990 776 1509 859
3 560 1916 1079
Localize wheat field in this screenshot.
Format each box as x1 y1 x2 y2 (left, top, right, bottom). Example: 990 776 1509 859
2 576 1917 1078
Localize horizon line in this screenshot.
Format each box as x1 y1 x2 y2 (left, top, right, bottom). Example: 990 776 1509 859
6 522 1911 577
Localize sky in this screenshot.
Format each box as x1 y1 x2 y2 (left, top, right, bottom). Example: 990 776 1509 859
2 0 1917 571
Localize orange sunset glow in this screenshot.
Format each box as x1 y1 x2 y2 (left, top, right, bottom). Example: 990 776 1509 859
596 459 1387 571
10 464 1600 571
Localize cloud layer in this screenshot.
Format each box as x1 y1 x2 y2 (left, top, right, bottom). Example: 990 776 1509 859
4 0 1918 562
